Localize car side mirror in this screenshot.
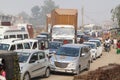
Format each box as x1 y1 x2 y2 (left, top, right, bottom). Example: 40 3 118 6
81 53 85 57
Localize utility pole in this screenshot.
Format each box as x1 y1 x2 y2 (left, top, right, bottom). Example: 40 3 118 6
81 6 84 31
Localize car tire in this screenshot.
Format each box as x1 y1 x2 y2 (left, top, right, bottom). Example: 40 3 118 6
44 68 50 78
23 72 31 80
76 66 81 75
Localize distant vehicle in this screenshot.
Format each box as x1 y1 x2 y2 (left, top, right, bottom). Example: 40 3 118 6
17 23 34 38
37 32 51 41
50 44 90 74
0 38 31 51
88 39 102 57
83 42 97 62
51 9 78 43
4 30 29 39
15 49 50 80
49 41 63 54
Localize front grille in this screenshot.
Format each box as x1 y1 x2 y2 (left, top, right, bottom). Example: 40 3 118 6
55 61 68 68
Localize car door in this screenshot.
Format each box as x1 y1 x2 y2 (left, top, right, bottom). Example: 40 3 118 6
29 52 40 77
37 51 48 76
80 46 90 70
98 41 102 56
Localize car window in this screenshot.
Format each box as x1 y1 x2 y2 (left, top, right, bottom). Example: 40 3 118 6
30 53 38 62
17 44 23 49
81 47 89 53
24 43 31 49
33 42 37 49
38 52 45 59
10 45 16 51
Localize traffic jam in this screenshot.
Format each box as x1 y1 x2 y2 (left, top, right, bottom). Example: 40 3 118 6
0 8 118 80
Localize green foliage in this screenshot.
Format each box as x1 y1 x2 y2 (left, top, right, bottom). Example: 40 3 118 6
111 4 120 27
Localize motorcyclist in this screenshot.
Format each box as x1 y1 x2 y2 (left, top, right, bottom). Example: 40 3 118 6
104 37 111 52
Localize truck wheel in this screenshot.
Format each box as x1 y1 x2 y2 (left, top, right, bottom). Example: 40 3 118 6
23 72 31 80
44 68 50 78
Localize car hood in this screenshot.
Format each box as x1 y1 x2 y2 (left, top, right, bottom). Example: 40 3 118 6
49 49 57 53
51 55 77 63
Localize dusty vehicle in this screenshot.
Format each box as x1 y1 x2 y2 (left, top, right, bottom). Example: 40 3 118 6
0 50 20 80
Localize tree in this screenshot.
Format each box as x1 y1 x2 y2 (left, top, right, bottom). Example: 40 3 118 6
17 11 30 23
111 4 120 27
31 0 59 27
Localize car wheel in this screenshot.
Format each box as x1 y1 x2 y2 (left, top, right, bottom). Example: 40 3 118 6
76 66 81 75
44 68 50 78
23 72 31 80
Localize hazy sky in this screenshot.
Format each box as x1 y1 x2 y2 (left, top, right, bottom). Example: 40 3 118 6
0 0 120 26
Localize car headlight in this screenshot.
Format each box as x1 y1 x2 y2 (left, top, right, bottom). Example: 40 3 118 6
68 62 76 68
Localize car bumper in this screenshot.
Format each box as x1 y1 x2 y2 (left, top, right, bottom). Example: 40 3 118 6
50 67 77 74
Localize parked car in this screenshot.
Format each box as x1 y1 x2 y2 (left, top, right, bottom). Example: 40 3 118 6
88 39 102 57
50 44 91 74
49 41 63 54
15 49 51 80
83 42 97 62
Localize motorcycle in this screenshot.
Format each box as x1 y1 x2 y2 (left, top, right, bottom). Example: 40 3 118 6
104 43 111 52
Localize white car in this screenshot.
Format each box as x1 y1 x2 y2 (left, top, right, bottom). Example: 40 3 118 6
83 42 97 62
88 39 102 58
15 49 50 80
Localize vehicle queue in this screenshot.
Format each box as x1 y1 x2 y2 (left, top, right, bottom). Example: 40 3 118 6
0 31 103 80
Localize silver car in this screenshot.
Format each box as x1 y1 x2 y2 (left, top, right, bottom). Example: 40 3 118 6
15 49 50 80
50 44 91 74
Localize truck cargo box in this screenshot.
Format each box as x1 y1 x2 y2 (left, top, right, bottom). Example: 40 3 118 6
51 8 78 30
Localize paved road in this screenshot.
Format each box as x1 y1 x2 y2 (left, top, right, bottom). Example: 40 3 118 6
32 48 120 80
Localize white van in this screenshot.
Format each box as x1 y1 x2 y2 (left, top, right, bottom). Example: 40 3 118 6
0 38 31 51
4 30 29 39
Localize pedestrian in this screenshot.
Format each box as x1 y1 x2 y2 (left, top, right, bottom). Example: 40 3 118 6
116 40 120 54
79 36 84 44
41 42 45 50
0 64 6 80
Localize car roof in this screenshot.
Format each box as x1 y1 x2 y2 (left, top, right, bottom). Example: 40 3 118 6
83 42 96 45
15 49 44 53
62 44 89 48
89 39 100 42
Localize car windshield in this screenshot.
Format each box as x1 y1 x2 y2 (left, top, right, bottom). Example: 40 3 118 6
17 52 30 63
49 42 61 49
52 27 75 35
84 43 95 49
0 43 10 50
56 47 79 57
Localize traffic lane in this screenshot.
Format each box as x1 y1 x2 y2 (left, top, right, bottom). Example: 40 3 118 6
32 72 74 80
